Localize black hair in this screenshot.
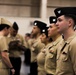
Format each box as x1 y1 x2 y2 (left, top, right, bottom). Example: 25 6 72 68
25 33 31 37
64 14 76 27
0 24 10 31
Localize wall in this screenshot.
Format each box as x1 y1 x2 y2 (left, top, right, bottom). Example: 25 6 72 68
3 17 48 36
47 0 76 18
0 0 76 36
0 0 40 17
0 0 76 18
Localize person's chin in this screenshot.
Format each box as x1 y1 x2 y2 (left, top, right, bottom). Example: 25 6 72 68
48 34 50 37
48 34 51 37
57 29 60 33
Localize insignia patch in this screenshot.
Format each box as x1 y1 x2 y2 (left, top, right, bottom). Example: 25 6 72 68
53 19 56 22
42 29 45 32
58 10 61 14
34 22 37 25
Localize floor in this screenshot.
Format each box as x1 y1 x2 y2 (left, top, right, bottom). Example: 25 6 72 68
20 54 30 75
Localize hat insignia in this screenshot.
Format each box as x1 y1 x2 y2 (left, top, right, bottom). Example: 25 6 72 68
42 29 45 32
34 22 37 25
53 19 56 22
58 10 61 14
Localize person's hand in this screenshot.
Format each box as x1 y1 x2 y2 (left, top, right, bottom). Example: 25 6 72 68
11 68 15 75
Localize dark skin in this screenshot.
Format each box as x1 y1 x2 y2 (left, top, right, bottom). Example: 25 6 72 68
10 27 18 37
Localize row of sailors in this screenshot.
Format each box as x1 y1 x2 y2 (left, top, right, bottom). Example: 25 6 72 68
26 7 76 75
0 7 76 75
27 16 62 75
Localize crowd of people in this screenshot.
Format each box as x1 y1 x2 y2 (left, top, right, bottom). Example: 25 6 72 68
0 7 76 75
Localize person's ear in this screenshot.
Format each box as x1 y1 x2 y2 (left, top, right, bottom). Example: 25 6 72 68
68 18 73 27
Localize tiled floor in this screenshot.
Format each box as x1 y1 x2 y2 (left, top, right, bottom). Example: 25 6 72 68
20 54 30 75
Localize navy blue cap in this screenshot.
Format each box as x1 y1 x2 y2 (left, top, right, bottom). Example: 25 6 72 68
12 22 19 30
41 27 49 37
54 7 76 18
34 20 47 31
49 16 57 24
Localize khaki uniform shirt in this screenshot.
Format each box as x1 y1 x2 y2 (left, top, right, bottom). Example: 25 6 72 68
7 34 25 57
37 43 52 75
45 36 62 74
56 33 76 75
24 38 31 49
0 36 10 75
27 38 35 52
30 36 45 63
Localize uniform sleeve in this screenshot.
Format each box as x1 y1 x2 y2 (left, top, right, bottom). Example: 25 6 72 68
0 37 8 52
27 39 34 51
69 42 76 74
32 39 45 53
36 41 45 53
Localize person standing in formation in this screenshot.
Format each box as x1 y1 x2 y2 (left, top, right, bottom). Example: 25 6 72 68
30 20 47 75
44 16 62 75
37 26 52 75
0 18 15 75
54 7 76 75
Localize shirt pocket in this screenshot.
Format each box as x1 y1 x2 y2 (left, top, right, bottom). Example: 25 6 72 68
62 51 68 62
48 53 54 59
49 49 56 59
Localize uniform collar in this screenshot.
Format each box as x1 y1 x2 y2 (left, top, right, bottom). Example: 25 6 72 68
63 33 76 44
53 36 62 46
